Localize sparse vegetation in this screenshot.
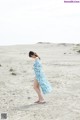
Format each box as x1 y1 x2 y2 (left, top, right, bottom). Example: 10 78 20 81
27 97 31 99
77 50 80 53
9 68 14 72
11 72 17 76
37 42 51 44
9 68 17 75
0 64 2 67
76 44 80 46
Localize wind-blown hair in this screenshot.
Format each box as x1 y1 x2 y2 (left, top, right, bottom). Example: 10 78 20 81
29 51 40 59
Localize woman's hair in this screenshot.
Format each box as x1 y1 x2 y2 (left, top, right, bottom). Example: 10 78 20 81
29 51 40 59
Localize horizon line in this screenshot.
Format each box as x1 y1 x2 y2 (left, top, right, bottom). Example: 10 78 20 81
0 42 80 47
64 0 80 3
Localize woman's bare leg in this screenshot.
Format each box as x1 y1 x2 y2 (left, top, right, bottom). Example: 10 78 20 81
33 79 45 102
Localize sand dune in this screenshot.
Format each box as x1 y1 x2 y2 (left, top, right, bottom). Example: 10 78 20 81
0 43 80 120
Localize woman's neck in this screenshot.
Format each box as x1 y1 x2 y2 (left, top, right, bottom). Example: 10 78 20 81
34 57 39 60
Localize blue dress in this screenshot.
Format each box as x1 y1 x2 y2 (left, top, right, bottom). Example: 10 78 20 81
33 58 53 94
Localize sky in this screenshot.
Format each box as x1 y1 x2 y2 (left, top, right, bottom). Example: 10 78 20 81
0 0 80 45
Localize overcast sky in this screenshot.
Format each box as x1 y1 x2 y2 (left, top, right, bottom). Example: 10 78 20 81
0 0 80 45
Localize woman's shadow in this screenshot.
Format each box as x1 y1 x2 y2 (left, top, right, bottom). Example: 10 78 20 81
12 103 42 111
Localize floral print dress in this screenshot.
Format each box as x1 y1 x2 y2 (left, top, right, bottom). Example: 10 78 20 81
33 58 53 94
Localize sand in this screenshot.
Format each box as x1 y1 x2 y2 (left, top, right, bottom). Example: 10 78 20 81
0 43 80 120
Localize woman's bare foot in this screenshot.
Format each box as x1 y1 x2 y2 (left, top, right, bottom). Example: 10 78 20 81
38 101 46 104
34 100 39 103
38 98 46 104
34 98 46 104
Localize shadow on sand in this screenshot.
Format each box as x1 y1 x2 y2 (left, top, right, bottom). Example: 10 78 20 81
12 102 46 111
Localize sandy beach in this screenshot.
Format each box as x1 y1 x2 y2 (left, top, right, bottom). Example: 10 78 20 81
0 43 80 120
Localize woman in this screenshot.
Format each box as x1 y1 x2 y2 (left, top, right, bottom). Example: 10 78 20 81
29 51 52 104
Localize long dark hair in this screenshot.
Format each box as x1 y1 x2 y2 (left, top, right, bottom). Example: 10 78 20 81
29 51 40 59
